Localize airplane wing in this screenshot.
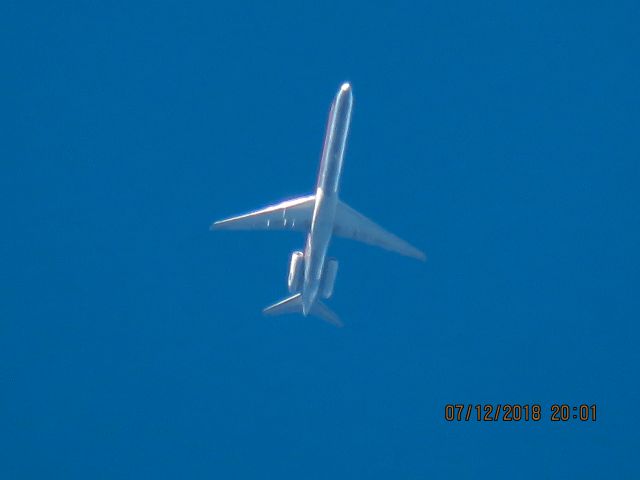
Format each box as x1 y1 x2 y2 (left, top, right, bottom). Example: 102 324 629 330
211 195 315 231
333 201 426 261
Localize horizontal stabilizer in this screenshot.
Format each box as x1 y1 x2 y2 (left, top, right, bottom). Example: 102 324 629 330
263 293 343 327
333 200 426 261
263 293 303 316
212 195 315 232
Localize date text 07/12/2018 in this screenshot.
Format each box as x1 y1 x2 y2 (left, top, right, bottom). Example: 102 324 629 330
444 404 597 422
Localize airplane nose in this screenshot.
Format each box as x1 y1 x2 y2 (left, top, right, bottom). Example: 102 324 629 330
340 82 351 93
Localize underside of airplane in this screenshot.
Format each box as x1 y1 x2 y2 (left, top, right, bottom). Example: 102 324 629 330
212 83 425 326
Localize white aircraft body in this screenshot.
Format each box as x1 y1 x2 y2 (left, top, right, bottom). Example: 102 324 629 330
213 83 425 326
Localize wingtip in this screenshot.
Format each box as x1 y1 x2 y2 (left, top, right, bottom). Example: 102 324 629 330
409 249 427 262
262 304 278 316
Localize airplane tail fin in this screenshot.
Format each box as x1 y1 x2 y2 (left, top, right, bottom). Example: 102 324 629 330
263 293 343 328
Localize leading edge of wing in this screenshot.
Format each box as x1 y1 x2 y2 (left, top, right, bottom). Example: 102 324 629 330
333 200 426 261
211 194 315 231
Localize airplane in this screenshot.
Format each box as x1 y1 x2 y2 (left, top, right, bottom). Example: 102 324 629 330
212 82 425 327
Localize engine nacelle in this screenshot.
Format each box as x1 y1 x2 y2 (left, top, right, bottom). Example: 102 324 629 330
320 258 338 299
287 251 304 294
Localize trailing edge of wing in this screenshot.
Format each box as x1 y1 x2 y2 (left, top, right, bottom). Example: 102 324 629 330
334 201 426 261
211 195 315 232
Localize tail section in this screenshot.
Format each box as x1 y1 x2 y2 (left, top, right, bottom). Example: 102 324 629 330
263 293 304 316
263 294 343 328
310 300 343 327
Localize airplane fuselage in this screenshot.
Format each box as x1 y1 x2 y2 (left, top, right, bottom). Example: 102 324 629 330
302 83 353 315
213 81 425 326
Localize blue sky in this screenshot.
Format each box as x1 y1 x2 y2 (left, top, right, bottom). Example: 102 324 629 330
2 1 639 478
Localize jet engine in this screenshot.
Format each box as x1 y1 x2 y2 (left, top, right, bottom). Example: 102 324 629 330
320 258 338 299
288 251 304 294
